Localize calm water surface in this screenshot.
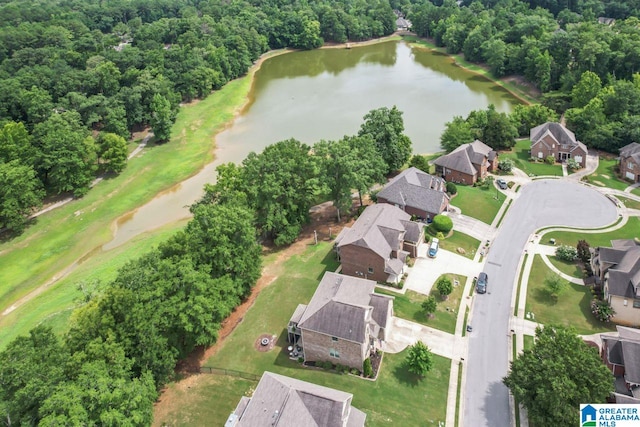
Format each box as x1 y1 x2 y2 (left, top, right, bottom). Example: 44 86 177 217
105 40 522 248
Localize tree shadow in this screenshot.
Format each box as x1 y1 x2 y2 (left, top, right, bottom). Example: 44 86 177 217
393 362 420 388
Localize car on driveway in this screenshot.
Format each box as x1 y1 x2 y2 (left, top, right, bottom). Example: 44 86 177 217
496 178 508 190
428 238 439 258
476 272 488 293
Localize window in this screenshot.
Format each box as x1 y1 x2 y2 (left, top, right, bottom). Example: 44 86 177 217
329 348 340 358
538 151 543 159
368 267 374 274
331 336 338 342
630 162 635 170
633 300 640 309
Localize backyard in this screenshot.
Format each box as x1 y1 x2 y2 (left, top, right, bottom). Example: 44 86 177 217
153 241 451 426
525 255 615 335
449 184 507 225
499 140 563 177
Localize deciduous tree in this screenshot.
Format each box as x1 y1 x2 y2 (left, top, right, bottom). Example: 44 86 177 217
358 106 412 174
405 341 433 377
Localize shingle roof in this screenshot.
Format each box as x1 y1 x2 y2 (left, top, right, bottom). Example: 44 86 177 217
335 204 412 259
622 340 640 385
433 140 495 177
605 246 640 298
377 167 449 216
530 122 588 154
233 371 365 426
298 272 391 344
620 143 640 165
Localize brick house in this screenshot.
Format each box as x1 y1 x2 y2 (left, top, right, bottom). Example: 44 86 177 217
226 371 367 426
334 203 423 283
601 326 640 402
433 140 498 184
287 272 393 371
530 122 587 167
619 142 640 182
377 167 450 222
591 239 640 326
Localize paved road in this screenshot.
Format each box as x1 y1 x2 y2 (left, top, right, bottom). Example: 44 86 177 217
464 180 618 427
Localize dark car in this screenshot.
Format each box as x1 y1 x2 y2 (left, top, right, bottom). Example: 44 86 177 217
496 178 508 190
476 272 488 294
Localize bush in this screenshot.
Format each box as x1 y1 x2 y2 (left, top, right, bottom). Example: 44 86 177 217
436 231 445 240
446 182 457 195
423 231 431 243
556 245 577 262
577 240 591 263
545 155 556 165
432 214 453 233
566 158 579 170
507 181 515 189
498 158 514 172
409 154 430 172
363 358 373 378
591 298 615 322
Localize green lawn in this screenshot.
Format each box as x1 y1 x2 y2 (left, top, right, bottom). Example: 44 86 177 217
525 255 615 335
438 232 480 260
618 196 640 210
195 242 450 426
544 217 640 248
583 158 630 191
377 272 466 334
523 335 534 351
450 184 507 224
499 140 563 177
0 61 261 344
545 254 583 279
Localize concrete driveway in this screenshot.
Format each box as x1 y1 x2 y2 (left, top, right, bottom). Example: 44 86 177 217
383 317 459 359
464 180 618 427
405 245 481 295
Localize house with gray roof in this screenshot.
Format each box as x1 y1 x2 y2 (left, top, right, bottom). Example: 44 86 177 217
433 140 498 184
619 142 640 182
334 203 423 283
377 167 449 221
591 239 640 325
601 326 640 401
530 122 587 167
226 371 366 427
287 272 393 371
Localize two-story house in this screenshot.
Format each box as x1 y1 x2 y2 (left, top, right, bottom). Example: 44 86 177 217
433 140 498 184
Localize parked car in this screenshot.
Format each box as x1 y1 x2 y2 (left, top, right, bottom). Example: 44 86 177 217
496 178 508 190
428 238 440 258
476 272 488 294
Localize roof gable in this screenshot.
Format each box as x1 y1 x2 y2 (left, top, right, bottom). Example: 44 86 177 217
377 167 449 215
433 140 494 176
530 122 580 148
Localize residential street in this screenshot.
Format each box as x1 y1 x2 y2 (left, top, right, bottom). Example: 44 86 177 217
463 180 617 427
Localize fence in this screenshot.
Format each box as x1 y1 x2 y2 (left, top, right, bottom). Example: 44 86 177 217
200 366 260 381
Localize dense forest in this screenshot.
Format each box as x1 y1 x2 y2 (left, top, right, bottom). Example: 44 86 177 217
3 0 640 424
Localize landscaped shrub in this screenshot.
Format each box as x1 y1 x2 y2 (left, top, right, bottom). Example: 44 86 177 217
498 158 514 173
566 158 579 170
363 358 373 378
556 245 578 262
436 231 445 239
576 240 591 263
432 214 453 233
446 182 457 195
591 298 615 322
545 155 556 165
424 231 431 243
507 181 515 189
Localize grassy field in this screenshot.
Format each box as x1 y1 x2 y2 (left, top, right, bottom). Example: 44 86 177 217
499 140 563 177
618 196 640 210
0 219 189 348
544 217 640 248
450 184 507 225
0 60 263 345
523 335 534 351
438 231 480 260
546 254 583 279
191 242 450 426
377 272 466 334
583 158 630 191
525 255 615 335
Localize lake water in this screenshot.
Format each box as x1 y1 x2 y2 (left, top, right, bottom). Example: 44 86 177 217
105 40 523 249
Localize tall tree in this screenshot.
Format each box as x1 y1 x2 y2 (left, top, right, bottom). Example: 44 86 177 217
96 132 128 173
571 71 603 109
440 116 473 152
483 106 517 150
358 106 412 174
0 160 44 233
149 93 174 142
405 341 434 377
504 326 613 426
32 111 97 196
